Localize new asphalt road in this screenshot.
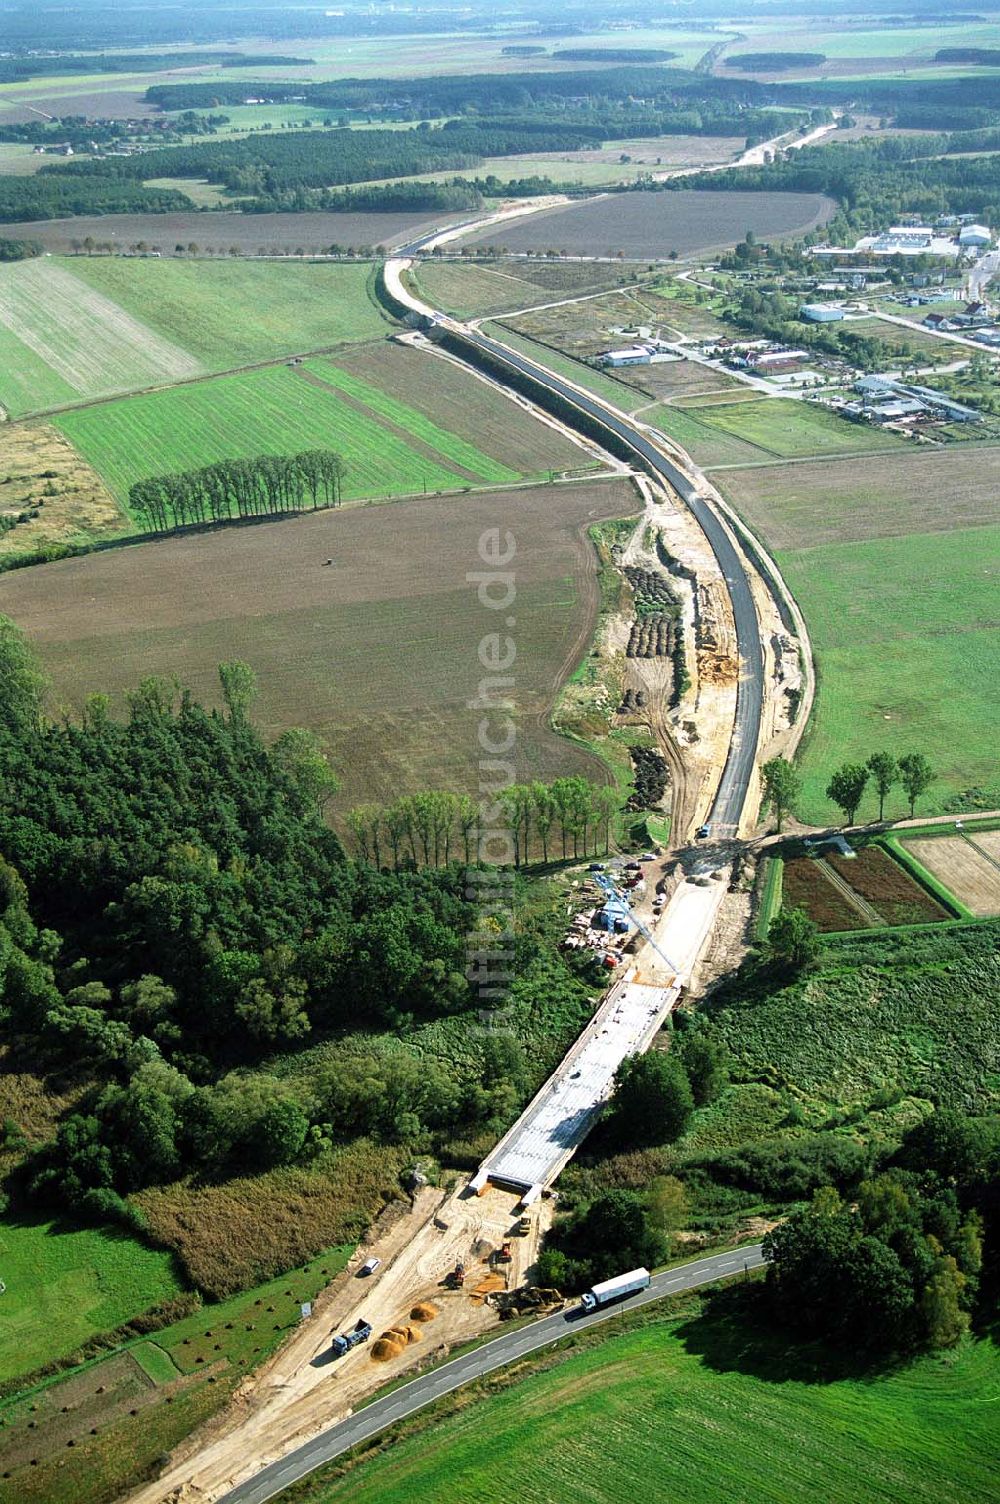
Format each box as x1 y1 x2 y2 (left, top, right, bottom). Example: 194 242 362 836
454 324 764 837
220 1244 765 1504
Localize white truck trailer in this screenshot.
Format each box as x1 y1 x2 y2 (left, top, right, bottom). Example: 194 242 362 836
580 1266 650 1312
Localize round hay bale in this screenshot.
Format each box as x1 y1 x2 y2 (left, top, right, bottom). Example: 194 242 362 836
371 1338 403 1362
411 1302 438 1322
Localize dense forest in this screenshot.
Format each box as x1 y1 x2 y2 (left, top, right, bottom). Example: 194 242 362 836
0 620 598 1254
142 64 773 116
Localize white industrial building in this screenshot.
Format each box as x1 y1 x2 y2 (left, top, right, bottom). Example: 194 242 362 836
959 224 993 248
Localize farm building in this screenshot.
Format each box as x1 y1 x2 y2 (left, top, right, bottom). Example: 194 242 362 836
855 375 894 396
599 346 653 367
868 398 927 423
800 303 845 323
855 375 981 424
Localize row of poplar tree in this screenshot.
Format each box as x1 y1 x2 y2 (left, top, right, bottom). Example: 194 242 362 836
128 449 346 533
348 776 622 870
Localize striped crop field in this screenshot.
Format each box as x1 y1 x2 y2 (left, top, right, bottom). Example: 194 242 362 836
302 359 521 480
54 365 521 513
0 258 202 416
308 1312 1000 1504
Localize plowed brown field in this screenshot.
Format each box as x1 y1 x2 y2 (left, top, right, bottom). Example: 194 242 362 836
1 477 639 814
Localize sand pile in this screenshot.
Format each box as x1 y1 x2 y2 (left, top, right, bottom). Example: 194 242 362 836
411 1302 438 1322
371 1337 404 1361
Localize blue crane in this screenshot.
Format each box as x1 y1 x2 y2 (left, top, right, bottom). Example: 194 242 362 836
594 872 680 975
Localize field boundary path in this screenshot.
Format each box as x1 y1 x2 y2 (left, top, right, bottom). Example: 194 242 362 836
218 1245 765 1504
815 857 887 927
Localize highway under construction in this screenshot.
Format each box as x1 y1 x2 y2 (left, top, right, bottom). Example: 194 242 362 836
134 204 811 1504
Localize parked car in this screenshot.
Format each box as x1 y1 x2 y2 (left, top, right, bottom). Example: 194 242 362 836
359 1256 381 1276
696 824 710 840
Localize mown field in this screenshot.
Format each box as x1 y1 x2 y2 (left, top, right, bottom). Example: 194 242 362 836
717 447 1000 551
54 364 521 510
302 1306 1000 1504
459 189 837 259
781 526 1000 821
697 398 908 459
69 256 391 370
334 341 589 477
0 1215 181 1382
716 450 1000 821
0 258 201 415
0 479 638 812
646 398 905 468
904 831 1000 917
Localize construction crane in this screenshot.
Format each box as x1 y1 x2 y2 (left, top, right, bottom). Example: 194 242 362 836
593 872 680 975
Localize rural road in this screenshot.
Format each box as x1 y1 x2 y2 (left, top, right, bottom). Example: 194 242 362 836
220 1244 765 1504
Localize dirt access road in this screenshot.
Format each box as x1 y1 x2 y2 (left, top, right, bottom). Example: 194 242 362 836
132 1182 548 1504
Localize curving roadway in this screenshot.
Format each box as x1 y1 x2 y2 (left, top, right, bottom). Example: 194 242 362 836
403 312 764 837
220 1244 764 1504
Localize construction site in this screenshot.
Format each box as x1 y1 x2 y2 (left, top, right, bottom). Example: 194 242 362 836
125 213 815 1504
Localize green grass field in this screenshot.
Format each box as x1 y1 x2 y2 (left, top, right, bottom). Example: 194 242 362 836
0 259 202 416
302 359 522 480
4 1244 353 1504
644 403 772 466
302 1307 1000 1504
699 398 907 458
54 364 520 512
779 525 1000 821
0 1215 182 1383
68 257 390 372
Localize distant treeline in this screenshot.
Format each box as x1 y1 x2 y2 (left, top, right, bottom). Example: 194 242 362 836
26 90 810 223
0 112 228 150
128 451 346 533
0 174 192 224
0 51 312 84
725 52 827 70
934 47 1000 64
0 236 42 261
778 70 1000 130
143 65 755 115
551 48 679 62
59 118 617 195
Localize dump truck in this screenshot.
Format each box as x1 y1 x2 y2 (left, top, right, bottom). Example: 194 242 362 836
580 1267 650 1313
330 1319 372 1357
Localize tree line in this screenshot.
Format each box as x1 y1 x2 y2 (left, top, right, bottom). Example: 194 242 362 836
128 450 346 533
347 775 622 870
761 750 935 832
